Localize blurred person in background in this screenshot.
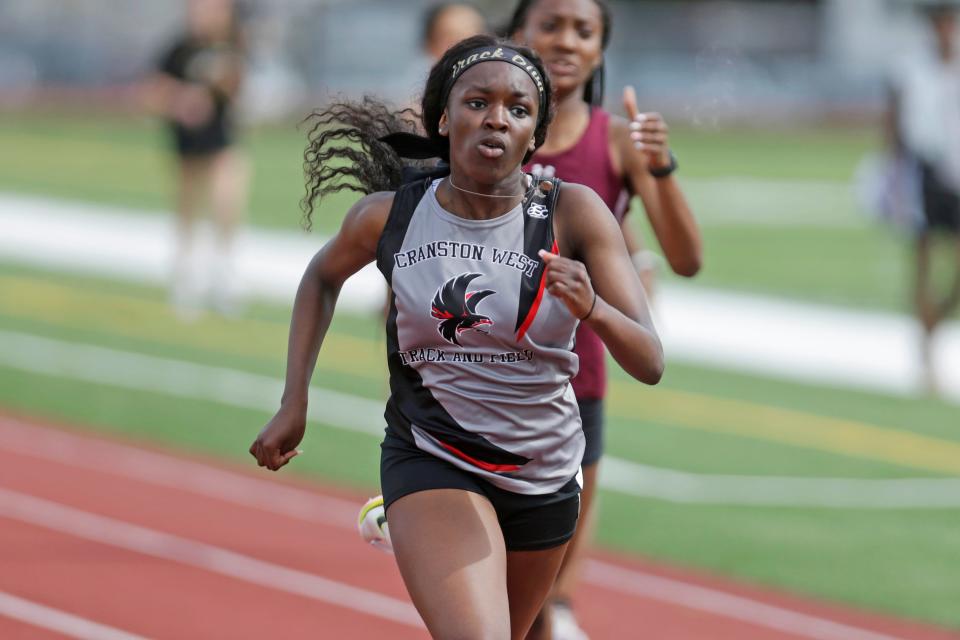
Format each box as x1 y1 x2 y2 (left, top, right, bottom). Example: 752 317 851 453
145 0 250 319
423 2 489 63
508 0 702 637
886 1 960 394
401 2 488 112
384 2 488 314
250 35 664 639
403 3 488 116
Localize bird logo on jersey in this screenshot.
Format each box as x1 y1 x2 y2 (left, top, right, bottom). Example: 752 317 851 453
431 273 496 346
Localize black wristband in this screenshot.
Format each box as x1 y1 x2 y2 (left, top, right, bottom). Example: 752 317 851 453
579 291 598 321
649 151 678 178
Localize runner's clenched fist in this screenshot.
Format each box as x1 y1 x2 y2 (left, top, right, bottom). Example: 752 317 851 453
539 249 597 320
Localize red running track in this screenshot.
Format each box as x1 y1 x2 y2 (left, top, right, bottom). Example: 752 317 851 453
0 413 956 640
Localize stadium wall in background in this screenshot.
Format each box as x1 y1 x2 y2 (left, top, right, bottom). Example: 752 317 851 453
0 0 946 124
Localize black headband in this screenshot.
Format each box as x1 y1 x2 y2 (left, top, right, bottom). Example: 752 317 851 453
440 45 548 122
377 46 548 162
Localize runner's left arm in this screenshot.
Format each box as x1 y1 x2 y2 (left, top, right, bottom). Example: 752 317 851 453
547 183 663 384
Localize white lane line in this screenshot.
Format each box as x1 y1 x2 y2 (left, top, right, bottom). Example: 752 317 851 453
583 562 905 640
0 418 361 528
0 418 922 640
0 591 149 640
0 329 385 437
3 192 959 403
0 489 422 628
2 330 959 509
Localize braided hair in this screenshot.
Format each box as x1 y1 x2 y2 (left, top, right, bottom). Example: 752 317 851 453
300 99 420 230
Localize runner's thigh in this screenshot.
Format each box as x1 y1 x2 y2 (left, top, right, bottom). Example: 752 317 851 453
388 488 511 640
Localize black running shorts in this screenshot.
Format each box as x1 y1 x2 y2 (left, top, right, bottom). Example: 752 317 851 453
921 161 960 234
169 120 233 157
380 430 581 551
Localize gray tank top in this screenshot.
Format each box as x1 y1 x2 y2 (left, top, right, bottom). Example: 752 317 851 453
377 175 584 495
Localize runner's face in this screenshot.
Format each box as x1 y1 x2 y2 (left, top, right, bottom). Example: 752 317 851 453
514 0 603 98
442 63 539 184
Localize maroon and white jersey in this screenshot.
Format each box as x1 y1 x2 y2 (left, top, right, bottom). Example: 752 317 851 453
376 175 584 494
525 107 627 401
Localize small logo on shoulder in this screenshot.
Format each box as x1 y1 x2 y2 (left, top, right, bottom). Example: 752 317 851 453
526 202 549 219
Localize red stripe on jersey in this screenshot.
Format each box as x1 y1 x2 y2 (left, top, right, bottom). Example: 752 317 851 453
436 440 522 473
516 239 558 341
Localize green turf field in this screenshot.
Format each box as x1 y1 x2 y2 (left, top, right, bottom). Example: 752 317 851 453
1 263 958 627
1 110 932 314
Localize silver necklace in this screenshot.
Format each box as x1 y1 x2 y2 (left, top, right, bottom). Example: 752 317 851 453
448 175 527 199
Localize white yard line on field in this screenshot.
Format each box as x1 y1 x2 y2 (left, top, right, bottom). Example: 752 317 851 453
0 193 957 403
1 331 958 509
682 176 864 227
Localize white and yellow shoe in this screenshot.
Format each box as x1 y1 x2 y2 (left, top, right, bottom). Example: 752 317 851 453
552 601 589 640
357 495 393 554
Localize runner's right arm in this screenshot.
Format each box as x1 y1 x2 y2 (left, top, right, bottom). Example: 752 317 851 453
249 192 393 470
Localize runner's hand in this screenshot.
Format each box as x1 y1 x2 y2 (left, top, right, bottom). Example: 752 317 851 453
171 84 215 129
623 85 672 171
250 406 304 471
539 250 596 320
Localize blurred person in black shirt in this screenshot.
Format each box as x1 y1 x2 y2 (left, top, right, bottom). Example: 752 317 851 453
887 3 960 393
147 0 250 318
